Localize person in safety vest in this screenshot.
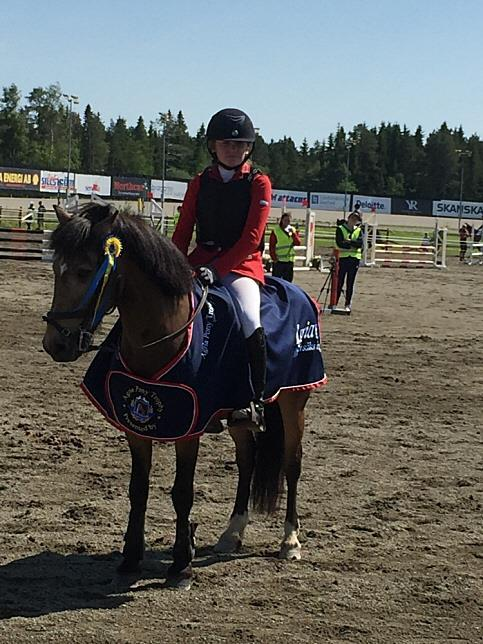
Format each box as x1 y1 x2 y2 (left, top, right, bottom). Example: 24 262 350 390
269 212 301 282
172 108 271 431
335 210 363 312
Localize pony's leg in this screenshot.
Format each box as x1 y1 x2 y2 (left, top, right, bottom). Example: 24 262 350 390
167 436 200 589
277 390 309 561
214 425 255 553
119 434 153 573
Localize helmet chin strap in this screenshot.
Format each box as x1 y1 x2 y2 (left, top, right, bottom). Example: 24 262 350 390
208 144 255 171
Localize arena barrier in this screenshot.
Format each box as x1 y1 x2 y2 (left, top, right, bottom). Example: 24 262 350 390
467 240 483 265
363 222 447 269
0 228 52 261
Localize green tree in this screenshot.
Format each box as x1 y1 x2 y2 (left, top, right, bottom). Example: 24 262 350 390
81 105 109 173
25 83 78 169
130 116 153 176
0 84 29 167
107 117 132 175
423 123 458 198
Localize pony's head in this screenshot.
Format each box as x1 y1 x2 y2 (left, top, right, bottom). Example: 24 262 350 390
42 202 193 362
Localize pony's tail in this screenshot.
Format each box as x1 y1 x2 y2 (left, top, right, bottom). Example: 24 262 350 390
251 401 284 514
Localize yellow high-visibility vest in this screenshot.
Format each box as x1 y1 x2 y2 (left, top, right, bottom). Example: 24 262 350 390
338 224 362 259
273 226 296 262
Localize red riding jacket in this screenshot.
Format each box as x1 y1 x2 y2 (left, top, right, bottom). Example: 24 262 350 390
172 163 272 283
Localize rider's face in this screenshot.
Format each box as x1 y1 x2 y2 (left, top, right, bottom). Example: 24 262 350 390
213 140 251 167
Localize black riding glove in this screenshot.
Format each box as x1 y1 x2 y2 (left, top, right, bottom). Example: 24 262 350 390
196 265 218 287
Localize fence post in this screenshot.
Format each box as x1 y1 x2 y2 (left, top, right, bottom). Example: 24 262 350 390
304 210 315 266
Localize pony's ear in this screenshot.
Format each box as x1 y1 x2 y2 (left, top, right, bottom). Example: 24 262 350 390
53 204 72 224
91 204 119 234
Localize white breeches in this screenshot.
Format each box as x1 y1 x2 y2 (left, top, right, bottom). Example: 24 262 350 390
220 273 261 338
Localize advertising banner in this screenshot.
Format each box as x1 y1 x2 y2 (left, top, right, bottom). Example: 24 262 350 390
271 189 308 209
40 170 75 193
432 199 483 219
150 179 187 201
392 197 432 216
309 192 349 212
352 194 392 214
0 167 40 191
111 176 149 198
75 173 111 196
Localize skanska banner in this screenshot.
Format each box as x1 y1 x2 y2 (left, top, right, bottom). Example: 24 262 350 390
271 189 308 210
432 199 483 219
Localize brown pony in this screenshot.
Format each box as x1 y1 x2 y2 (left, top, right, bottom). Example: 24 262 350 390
42 203 312 589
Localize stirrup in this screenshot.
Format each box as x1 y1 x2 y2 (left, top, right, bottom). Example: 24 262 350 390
228 402 265 432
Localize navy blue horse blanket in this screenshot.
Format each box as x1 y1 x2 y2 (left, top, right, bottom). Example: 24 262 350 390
82 276 326 441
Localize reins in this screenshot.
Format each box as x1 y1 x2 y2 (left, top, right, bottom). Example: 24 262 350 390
139 285 208 348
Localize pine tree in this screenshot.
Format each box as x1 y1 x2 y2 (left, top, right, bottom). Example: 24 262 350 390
107 118 132 175
81 105 109 173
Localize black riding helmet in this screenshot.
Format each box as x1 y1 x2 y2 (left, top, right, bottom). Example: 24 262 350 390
206 108 256 169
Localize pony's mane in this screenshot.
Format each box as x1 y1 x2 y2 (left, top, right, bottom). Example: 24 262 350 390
50 203 193 297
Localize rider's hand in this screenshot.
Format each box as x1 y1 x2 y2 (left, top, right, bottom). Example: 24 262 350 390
196 265 218 287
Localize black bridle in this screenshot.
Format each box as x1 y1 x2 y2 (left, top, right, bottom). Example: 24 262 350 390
43 238 209 353
43 249 121 353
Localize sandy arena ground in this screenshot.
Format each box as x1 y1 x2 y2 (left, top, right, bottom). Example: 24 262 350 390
0 259 481 643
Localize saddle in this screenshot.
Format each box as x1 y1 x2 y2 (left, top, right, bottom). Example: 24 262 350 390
82 277 326 441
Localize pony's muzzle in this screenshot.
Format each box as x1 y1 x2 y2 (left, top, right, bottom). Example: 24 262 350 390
42 328 81 362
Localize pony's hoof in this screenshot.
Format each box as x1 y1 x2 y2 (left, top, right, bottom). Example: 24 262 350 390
279 544 301 561
214 534 242 554
165 567 193 591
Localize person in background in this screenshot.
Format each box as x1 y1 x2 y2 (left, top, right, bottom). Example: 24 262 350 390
37 200 46 230
335 210 363 312
351 201 362 218
172 108 271 430
269 212 301 282
24 202 35 231
459 223 470 262
421 232 431 247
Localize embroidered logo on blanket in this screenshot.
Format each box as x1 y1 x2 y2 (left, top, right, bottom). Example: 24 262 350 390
295 321 321 354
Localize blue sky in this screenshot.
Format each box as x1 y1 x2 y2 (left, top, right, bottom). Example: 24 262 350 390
2 0 482 145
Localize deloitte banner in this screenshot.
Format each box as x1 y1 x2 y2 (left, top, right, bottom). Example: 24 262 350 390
271 189 308 209
150 179 187 201
352 194 391 214
310 192 349 212
392 197 432 216
75 173 111 196
0 167 40 191
432 199 483 219
40 170 75 193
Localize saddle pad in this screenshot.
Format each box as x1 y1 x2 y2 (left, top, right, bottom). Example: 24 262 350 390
82 276 326 441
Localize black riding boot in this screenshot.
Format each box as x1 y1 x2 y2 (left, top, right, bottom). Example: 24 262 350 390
246 327 267 431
